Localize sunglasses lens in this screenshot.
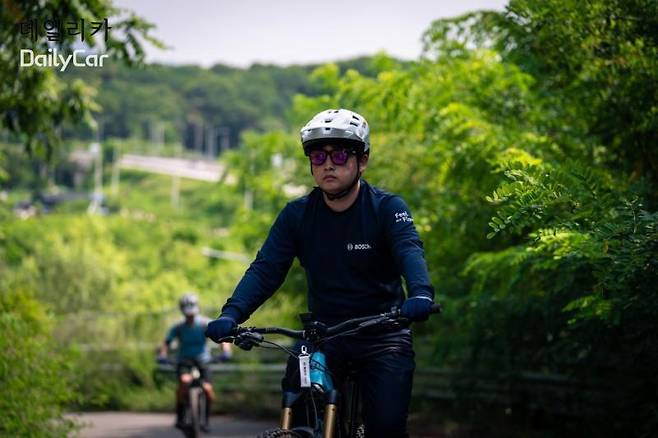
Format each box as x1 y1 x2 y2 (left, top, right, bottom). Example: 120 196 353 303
330 149 349 165
309 150 327 165
309 148 352 165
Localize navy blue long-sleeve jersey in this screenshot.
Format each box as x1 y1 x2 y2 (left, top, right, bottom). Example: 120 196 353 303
221 180 435 325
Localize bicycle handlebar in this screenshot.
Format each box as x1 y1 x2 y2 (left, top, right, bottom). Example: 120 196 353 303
247 326 305 338
222 303 442 347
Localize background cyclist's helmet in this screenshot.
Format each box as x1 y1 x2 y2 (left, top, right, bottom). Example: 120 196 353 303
300 109 370 155
179 292 199 316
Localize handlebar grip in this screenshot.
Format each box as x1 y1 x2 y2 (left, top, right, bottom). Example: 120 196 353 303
156 357 175 366
430 303 443 314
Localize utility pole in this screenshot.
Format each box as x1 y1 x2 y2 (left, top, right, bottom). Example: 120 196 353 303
87 142 103 214
244 147 254 210
111 144 120 197
206 125 216 158
88 118 105 214
171 142 182 209
194 122 203 155
218 127 230 153
151 120 165 155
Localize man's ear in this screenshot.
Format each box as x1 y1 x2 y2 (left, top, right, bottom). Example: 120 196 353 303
359 153 369 172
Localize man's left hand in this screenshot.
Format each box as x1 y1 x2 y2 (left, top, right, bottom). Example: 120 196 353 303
400 296 433 321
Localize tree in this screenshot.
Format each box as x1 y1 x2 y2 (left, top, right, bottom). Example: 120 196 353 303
422 1 658 433
0 0 162 159
423 0 658 192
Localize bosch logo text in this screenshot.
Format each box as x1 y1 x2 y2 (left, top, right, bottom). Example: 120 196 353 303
347 243 371 251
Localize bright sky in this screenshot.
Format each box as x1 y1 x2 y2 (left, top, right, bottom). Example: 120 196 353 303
113 0 508 67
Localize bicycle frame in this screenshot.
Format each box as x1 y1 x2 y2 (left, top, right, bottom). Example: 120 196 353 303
223 304 441 438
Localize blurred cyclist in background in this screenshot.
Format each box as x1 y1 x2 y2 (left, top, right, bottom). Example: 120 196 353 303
158 292 232 431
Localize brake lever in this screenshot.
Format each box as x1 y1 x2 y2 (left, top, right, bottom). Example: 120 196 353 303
215 326 253 344
234 332 264 351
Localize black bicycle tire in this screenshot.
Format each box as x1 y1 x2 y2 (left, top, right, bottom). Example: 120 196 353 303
189 387 201 438
256 428 305 438
196 387 207 430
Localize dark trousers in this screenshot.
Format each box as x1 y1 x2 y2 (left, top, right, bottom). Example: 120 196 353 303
282 329 415 438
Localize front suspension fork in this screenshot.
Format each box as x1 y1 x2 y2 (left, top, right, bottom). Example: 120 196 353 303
279 390 340 438
323 389 339 438
280 392 299 430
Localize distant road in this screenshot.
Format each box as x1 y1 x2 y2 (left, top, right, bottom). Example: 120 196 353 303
68 412 275 437
72 150 306 196
119 154 227 182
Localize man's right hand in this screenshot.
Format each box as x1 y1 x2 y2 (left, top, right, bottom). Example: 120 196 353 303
205 316 237 343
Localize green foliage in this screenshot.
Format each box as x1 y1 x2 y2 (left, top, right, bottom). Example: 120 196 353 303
224 131 306 215
0 288 78 436
59 56 390 147
0 172 248 412
417 0 658 433
502 0 658 185
426 0 658 187
484 160 617 237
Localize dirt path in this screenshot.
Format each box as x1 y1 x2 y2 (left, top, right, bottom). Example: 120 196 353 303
68 412 276 437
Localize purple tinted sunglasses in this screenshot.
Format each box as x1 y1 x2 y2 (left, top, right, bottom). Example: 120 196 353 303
308 148 354 166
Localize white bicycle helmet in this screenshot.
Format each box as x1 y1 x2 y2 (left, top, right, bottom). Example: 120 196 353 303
179 292 199 316
300 109 370 155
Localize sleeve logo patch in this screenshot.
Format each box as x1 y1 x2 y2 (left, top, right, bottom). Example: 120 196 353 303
394 211 413 223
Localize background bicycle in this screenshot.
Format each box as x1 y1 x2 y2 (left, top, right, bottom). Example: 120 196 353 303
156 353 230 438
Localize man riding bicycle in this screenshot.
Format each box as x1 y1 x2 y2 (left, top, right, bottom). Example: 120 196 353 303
159 292 232 431
206 109 436 438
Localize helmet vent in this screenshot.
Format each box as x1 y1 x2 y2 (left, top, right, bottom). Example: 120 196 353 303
300 108 370 153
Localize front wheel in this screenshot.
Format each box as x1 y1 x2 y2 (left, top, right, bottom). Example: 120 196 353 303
187 387 202 438
256 428 305 438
